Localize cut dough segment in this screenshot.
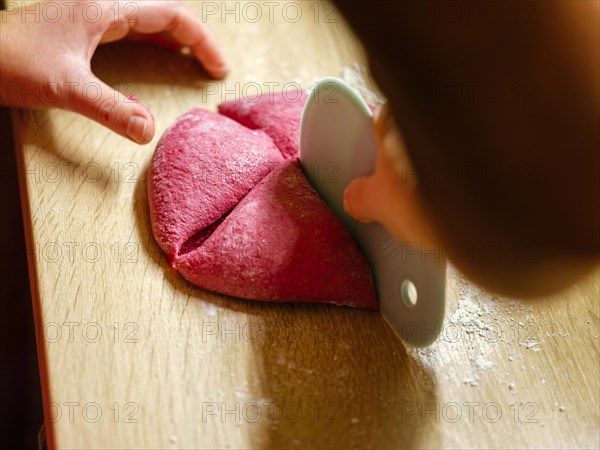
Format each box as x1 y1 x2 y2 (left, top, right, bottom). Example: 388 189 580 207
218 91 308 160
148 108 283 258
175 160 377 309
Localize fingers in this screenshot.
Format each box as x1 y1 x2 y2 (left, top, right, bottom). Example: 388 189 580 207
100 1 229 79
65 70 155 144
125 31 184 52
165 8 230 78
343 104 425 241
344 167 431 245
344 104 396 223
343 175 380 223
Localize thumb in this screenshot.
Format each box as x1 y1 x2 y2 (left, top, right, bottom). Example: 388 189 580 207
64 72 155 144
343 175 381 223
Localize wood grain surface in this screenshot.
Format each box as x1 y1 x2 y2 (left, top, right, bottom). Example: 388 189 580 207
12 2 600 448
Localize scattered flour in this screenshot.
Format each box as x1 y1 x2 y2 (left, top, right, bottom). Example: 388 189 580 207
340 63 386 107
202 302 221 317
407 267 572 395
553 402 567 412
471 353 495 370
463 376 480 387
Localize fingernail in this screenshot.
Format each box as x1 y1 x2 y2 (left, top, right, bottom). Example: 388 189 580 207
344 182 372 224
211 63 230 79
343 188 351 211
127 115 148 143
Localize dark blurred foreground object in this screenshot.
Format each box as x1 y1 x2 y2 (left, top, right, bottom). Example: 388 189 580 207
334 0 599 296
1 4 43 445
0 106 43 447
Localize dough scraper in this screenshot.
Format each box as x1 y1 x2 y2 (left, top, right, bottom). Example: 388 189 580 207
299 77 446 347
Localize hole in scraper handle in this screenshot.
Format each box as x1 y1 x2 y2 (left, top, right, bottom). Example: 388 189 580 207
401 279 418 307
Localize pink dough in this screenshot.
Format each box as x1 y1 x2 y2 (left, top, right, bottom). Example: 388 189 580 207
218 91 308 160
148 109 283 258
148 93 377 310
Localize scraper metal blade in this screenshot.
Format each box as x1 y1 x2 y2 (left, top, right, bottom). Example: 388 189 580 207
298 77 446 347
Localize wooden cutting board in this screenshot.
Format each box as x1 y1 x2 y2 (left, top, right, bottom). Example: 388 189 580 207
13 2 599 448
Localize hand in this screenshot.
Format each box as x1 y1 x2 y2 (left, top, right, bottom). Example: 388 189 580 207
0 0 229 144
343 103 438 247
